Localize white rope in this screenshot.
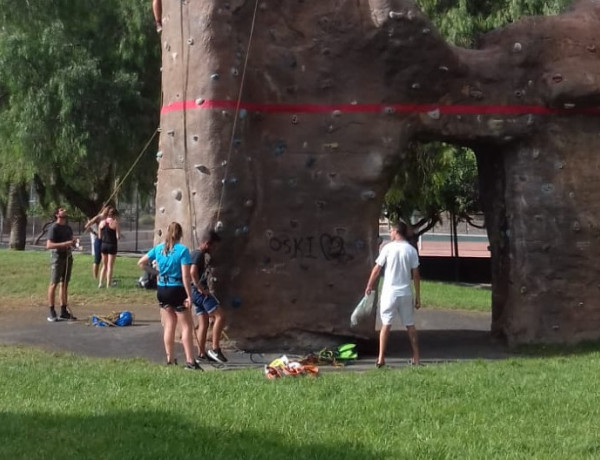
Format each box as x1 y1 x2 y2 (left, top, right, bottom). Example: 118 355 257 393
104 129 159 207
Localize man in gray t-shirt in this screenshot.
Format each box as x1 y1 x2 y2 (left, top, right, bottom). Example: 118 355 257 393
45 207 77 322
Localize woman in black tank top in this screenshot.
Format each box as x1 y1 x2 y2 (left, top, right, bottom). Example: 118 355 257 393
98 206 120 288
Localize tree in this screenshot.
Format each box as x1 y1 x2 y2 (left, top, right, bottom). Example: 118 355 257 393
0 0 160 248
383 143 480 237
417 0 573 47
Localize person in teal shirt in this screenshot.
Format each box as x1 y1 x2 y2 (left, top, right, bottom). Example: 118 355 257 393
138 222 201 370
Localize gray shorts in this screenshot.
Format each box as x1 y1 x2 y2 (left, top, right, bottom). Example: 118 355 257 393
50 253 73 285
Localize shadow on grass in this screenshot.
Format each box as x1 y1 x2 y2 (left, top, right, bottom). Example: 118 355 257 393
515 338 600 358
0 411 379 460
356 330 512 361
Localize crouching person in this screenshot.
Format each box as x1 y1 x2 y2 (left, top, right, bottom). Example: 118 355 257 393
191 230 228 365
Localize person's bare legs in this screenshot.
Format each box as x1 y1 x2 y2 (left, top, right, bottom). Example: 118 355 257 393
152 0 162 31
177 309 196 364
106 254 116 287
92 262 99 279
211 308 225 350
161 307 177 363
406 325 420 364
195 313 209 356
378 324 391 365
98 253 107 288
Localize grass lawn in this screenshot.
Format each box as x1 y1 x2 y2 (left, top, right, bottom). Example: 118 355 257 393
0 249 491 312
1 346 600 459
422 280 490 311
0 249 597 458
0 248 156 308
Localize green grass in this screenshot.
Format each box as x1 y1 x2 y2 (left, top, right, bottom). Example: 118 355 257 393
0 249 491 312
422 280 490 312
2 346 600 459
0 248 155 307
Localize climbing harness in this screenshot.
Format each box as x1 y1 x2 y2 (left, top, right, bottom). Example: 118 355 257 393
264 355 319 379
300 344 358 367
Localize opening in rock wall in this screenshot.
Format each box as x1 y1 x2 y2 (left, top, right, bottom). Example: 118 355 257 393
376 141 497 355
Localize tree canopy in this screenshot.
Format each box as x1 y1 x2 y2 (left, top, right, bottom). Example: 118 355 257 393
0 0 160 219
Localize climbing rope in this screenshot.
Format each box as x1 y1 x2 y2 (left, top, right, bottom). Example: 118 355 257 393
215 0 261 223
179 0 199 247
103 128 159 207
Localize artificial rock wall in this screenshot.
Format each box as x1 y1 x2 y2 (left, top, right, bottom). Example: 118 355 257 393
155 0 600 348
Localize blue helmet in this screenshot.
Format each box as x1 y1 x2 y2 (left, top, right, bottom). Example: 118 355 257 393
115 311 133 327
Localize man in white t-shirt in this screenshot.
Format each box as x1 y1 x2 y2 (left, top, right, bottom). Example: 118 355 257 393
365 221 421 367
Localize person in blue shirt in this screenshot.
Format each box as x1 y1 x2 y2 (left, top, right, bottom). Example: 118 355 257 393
138 222 201 370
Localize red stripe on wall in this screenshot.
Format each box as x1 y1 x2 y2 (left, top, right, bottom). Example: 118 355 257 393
160 100 600 116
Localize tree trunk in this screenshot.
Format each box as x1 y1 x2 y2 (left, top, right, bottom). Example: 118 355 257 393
7 182 28 251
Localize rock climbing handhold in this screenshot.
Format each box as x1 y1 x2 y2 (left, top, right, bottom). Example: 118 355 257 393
361 190 376 200
275 141 287 156
389 11 404 19
195 164 210 174
427 109 440 120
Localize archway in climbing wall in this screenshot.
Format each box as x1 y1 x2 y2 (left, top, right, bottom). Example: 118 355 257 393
155 0 600 349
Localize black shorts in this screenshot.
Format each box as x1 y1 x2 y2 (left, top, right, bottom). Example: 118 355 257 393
157 285 188 312
101 242 118 255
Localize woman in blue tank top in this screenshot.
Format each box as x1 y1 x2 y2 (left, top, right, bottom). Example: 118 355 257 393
137 222 201 369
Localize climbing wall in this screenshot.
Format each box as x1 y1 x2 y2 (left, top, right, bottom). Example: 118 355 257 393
156 0 600 348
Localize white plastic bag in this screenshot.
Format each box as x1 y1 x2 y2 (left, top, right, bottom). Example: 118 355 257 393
350 292 375 327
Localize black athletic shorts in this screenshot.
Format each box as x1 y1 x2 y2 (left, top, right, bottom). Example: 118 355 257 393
157 285 188 312
101 242 118 255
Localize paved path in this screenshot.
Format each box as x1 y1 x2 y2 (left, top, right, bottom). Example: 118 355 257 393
0 304 511 371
